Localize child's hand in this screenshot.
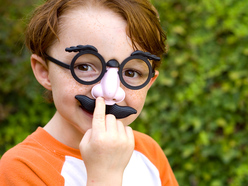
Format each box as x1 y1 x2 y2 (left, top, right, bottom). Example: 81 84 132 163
79 97 134 185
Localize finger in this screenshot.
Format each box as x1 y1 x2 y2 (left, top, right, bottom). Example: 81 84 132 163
79 129 92 158
92 97 106 134
80 129 92 150
125 126 134 143
81 129 92 145
118 123 134 151
116 120 125 134
105 114 117 133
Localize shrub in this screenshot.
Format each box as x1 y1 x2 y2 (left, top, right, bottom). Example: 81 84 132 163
1 0 248 185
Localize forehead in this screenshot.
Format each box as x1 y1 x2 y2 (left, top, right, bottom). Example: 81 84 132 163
50 6 134 61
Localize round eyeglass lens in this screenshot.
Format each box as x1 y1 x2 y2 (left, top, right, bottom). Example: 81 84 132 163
121 58 150 87
73 53 103 83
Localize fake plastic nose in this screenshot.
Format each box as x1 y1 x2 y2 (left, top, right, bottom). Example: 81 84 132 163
91 67 125 105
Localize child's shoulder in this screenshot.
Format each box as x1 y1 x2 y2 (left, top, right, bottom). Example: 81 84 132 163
0 128 65 184
133 130 162 150
0 136 42 182
0 127 57 169
133 130 167 162
0 130 46 166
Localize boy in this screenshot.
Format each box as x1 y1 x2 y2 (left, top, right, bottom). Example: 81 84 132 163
0 0 178 185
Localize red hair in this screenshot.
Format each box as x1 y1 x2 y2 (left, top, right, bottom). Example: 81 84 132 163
25 0 166 102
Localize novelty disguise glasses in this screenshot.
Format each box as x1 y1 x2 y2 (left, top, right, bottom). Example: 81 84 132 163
45 45 160 90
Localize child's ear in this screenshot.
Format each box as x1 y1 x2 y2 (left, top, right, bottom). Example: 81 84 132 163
31 54 52 91
148 70 159 89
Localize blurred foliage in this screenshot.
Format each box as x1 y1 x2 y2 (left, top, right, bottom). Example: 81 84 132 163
0 0 55 154
0 0 248 185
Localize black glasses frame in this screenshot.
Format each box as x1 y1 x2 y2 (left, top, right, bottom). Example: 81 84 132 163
45 45 160 90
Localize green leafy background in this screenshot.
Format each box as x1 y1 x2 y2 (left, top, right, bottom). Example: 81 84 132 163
1 0 248 185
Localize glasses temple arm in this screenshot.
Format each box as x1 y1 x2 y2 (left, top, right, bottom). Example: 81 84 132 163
44 54 70 69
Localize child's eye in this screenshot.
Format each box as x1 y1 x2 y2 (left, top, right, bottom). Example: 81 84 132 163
75 64 93 71
124 69 141 78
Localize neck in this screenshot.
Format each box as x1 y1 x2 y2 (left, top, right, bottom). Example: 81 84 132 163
43 111 84 149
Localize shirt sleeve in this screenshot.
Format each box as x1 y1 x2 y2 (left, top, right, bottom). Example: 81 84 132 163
155 143 178 186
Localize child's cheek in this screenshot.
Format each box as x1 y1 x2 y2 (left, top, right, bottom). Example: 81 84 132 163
125 89 148 111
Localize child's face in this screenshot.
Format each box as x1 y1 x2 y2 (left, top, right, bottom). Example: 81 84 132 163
45 7 158 134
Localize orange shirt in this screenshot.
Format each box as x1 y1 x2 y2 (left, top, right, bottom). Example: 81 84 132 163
0 127 178 185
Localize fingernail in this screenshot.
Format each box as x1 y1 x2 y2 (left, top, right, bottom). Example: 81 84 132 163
97 97 104 102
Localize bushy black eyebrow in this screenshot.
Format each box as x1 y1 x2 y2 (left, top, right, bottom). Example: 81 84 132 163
131 51 160 61
65 45 98 53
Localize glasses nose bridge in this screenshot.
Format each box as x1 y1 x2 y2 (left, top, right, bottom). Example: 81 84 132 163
105 59 121 79
106 59 120 68
91 59 125 105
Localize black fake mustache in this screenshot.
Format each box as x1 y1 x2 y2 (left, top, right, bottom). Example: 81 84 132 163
75 95 137 119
